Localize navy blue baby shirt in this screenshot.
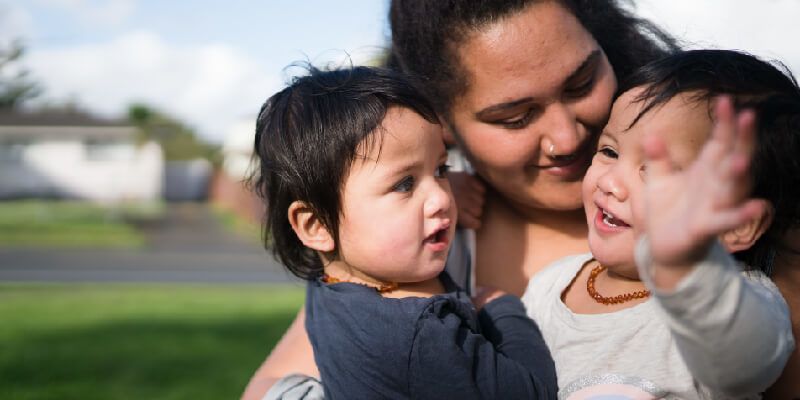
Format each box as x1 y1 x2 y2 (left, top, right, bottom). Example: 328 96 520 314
305 273 557 399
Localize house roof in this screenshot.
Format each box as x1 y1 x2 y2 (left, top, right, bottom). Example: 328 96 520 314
0 109 131 127
0 109 138 141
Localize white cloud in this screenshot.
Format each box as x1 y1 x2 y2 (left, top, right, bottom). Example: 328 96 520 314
24 30 281 143
636 0 800 75
19 0 800 146
0 2 35 42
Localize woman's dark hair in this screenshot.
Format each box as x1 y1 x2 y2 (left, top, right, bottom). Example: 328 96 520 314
620 49 800 275
387 0 679 117
250 66 438 280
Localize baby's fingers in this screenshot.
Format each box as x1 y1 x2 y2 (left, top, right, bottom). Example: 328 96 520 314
456 197 484 230
731 110 756 171
457 211 482 230
714 110 756 201
711 96 737 152
468 175 486 194
702 199 768 236
642 133 675 178
448 171 483 197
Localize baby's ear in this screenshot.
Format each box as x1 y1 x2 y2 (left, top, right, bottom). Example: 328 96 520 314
288 201 335 253
719 200 774 252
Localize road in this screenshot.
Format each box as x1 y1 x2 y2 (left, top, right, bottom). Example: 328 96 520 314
0 203 300 284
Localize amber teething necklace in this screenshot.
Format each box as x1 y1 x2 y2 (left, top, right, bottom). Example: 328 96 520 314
321 273 398 294
586 264 650 305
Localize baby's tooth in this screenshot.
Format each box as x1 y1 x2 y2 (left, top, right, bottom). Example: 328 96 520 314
602 213 618 227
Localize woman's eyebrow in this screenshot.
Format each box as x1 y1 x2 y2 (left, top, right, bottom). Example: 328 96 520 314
474 50 602 119
565 50 601 83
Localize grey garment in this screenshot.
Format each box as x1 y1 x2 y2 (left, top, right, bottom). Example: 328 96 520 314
444 147 477 296
635 239 794 398
263 374 324 400
522 243 794 399
444 228 475 296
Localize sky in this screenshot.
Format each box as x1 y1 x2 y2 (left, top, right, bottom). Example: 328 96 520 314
2 0 800 144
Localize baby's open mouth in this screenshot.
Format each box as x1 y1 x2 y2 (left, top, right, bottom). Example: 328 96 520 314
602 209 630 228
424 226 449 244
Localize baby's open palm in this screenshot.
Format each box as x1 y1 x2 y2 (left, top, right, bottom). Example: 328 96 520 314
642 97 767 267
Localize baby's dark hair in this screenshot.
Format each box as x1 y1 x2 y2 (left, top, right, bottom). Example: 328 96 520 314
251 66 438 280
620 49 800 274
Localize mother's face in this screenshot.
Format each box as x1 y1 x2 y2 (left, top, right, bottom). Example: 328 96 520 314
448 0 617 214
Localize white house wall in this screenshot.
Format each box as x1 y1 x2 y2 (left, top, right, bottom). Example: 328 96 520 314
0 139 164 202
222 118 255 179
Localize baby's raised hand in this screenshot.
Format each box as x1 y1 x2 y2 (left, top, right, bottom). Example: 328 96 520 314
641 97 767 272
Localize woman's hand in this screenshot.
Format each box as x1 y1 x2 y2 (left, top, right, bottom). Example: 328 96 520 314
448 172 486 230
640 97 767 283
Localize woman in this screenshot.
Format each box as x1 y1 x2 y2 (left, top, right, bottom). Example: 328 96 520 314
242 1 677 398
769 231 800 397
388 0 677 296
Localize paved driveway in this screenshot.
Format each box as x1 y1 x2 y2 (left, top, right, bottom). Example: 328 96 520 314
0 203 299 284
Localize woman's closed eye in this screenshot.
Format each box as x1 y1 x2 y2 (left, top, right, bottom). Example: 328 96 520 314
497 108 539 129
564 75 596 99
392 175 415 193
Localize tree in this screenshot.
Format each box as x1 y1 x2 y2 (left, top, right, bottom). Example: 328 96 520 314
128 103 220 164
0 39 41 109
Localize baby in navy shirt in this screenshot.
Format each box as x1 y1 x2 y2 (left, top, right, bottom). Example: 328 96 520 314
250 65 557 399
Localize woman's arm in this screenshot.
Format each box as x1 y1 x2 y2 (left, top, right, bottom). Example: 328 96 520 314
765 240 800 398
241 308 320 400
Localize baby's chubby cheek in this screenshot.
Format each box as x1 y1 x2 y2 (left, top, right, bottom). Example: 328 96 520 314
378 218 424 249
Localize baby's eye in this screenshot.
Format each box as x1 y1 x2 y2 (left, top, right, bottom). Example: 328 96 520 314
392 176 415 193
639 164 647 180
434 164 451 178
597 146 618 159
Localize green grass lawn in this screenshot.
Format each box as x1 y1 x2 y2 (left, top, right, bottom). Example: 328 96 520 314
0 284 304 400
212 205 263 245
0 200 163 249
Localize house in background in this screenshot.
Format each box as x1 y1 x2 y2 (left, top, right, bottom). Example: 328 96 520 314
210 117 263 224
0 110 163 203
